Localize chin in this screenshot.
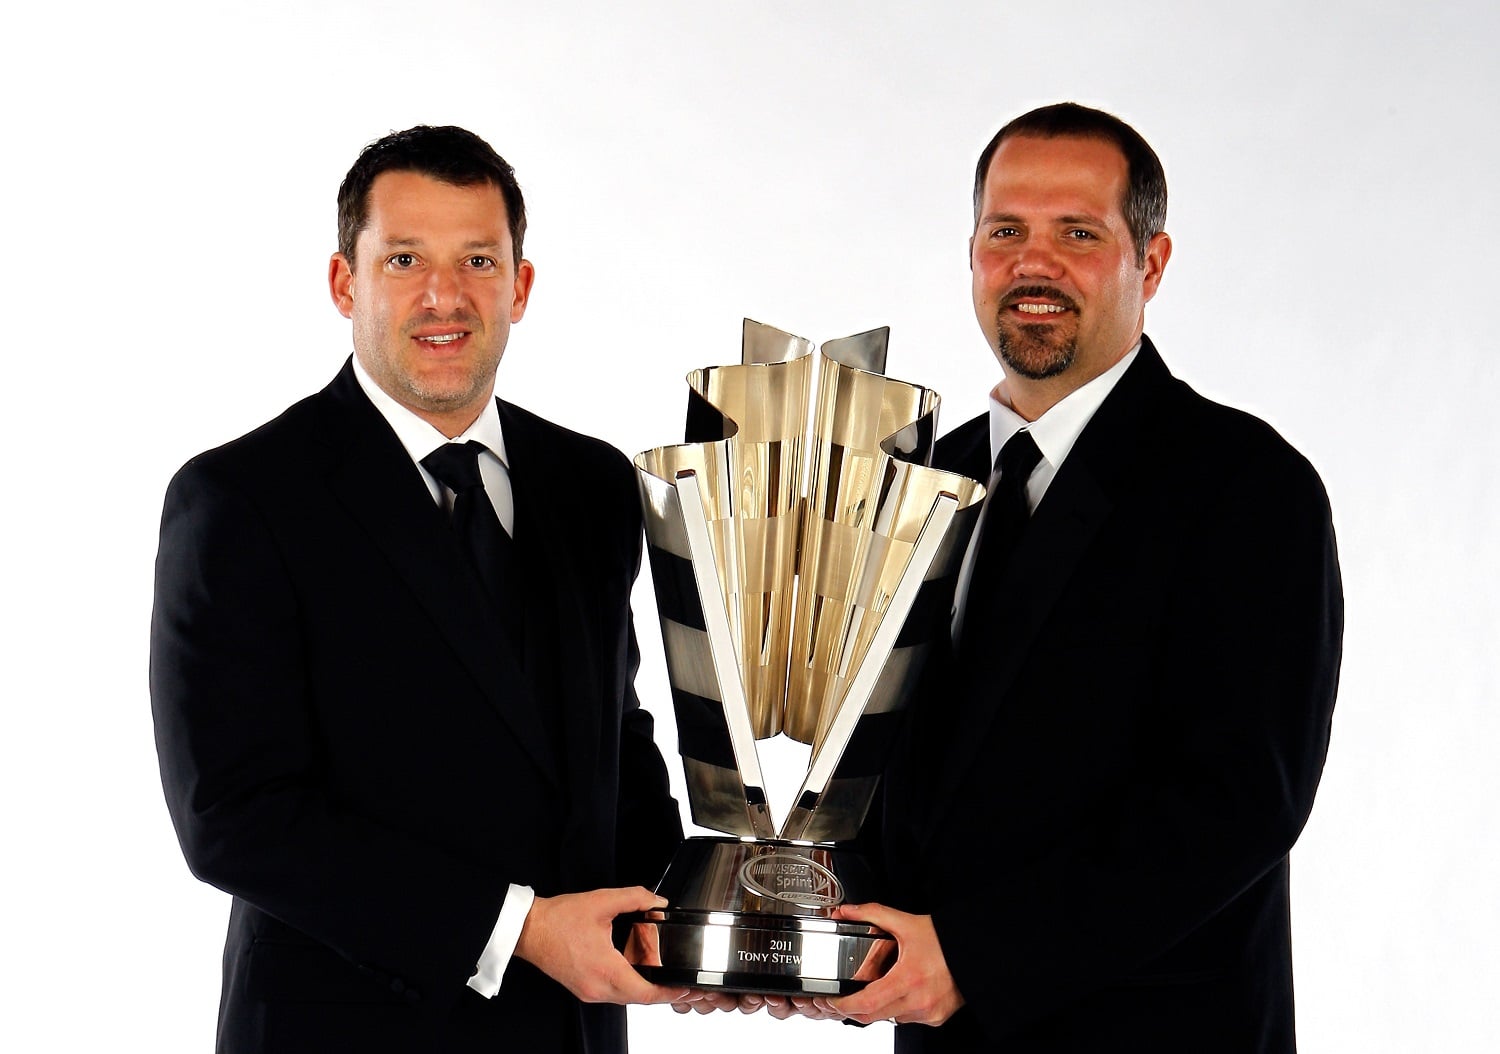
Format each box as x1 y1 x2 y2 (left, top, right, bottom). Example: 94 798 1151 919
997 338 1076 382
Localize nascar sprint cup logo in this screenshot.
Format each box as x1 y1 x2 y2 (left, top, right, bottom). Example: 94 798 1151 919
738 851 844 907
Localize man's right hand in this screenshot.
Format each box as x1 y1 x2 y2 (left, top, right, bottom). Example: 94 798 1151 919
515 886 688 1005
824 903 964 1026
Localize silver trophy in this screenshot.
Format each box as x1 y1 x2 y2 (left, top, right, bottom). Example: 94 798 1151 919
618 321 985 996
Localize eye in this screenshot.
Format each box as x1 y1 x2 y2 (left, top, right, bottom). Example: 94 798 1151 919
990 225 1021 239
388 252 418 269
1065 229 1097 241
467 255 498 270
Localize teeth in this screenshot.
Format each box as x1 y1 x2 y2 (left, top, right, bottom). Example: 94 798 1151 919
419 333 464 343
1016 303 1066 314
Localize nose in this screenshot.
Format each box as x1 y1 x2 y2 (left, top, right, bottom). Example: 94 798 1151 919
1013 238 1064 281
421 266 467 312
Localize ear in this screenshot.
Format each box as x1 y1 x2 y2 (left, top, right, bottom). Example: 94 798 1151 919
509 258 536 323
329 253 355 319
1140 232 1172 303
967 233 975 273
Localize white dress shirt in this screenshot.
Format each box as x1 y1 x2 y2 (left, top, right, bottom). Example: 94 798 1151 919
952 343 1140 636
351 355 533 999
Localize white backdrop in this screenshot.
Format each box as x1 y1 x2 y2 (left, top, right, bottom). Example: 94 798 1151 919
3 2 1496 1051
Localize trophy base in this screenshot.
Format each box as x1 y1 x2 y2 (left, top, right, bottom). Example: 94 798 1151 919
617 908 894 995
614 836 896 996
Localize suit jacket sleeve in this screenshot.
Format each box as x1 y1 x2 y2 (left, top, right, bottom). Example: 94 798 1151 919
606 451 686 887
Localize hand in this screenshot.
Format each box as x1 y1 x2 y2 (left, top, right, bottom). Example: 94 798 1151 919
738 991 845 1021
670 988 740 1015
824 903 964 1027
515 886 689 1005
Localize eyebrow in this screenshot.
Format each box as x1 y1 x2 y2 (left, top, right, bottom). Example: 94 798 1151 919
1056 213 1108 227
379 237 505 251
978 211 1109 227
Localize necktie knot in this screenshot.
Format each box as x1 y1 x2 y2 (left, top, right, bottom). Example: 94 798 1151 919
417 440 521 644
995 429 1043 492
422 441 488 494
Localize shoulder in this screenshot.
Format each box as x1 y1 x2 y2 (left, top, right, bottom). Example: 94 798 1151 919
1131 363 1333 533
1107 339 1326 492
934 412 989 474
166 389 327 500
500 400 634 480
1172 378 1325 492
498 399 641 532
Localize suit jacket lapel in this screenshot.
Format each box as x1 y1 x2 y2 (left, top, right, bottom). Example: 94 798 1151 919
926 342 1169 821
311 362 561 789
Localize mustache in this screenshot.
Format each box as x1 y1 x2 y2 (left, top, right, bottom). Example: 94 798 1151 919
1000 286 1079 312
402 312 482 334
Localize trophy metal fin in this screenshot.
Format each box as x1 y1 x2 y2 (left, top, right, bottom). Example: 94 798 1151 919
741 318 817 366
778 490 961 842
821 326 890 375
635 321 986 844
674 468 778 840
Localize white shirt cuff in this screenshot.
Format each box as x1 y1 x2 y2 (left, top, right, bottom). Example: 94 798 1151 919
467 883 535 998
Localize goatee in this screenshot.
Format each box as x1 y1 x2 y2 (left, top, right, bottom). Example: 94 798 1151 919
996 322 1077 380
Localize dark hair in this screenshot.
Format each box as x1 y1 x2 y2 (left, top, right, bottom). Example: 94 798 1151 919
973 102 1166 266
336 125 527 268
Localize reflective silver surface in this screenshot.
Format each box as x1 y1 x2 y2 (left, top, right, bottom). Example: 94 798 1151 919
615 838 896 995
633 320 985 841
629 321 983 994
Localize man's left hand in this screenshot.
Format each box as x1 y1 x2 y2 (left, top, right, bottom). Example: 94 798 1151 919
822 903 964 1026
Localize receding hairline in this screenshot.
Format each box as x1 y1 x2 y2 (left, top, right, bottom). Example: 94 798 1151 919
974 130 1131 212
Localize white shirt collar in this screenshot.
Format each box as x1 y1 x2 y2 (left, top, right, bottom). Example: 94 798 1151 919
988 340 1140 475
350 354 509 468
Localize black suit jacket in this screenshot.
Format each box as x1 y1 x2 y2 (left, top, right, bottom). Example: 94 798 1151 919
151 360 682 1053
881 338 1343 1052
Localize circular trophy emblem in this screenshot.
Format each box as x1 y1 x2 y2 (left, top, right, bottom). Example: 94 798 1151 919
738 851 845 907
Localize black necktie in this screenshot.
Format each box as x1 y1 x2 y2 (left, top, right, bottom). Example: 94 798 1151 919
421 441 523 643
957 429 1043 652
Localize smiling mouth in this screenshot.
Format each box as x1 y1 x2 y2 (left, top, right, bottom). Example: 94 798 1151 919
1002 286 1078 317
415 333 468 345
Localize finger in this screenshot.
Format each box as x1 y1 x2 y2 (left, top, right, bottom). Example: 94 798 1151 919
679 989 737 1013
829 975 897 1020
766 994 804 1020
640 982 693 1005
833 901 905 933
606 954 688 1005
599 885 670 915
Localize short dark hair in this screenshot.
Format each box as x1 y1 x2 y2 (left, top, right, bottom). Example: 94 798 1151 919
973 102 1166 266
336 125 527 268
